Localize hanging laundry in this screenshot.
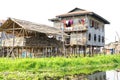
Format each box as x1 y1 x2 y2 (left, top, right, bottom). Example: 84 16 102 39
66 20 69 24
68 21 71 27
81 18 85 25
69 19 73 25
61 20 67 27
66 20 69 27
79 19 81 24
66 20 73 27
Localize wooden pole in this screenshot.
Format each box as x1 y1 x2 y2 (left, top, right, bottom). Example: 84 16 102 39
84 46 86 57
46 47 47 57
17 47 19 58
32 47 34 58
25 46 27 58
12 22 15 58
22 29 25 58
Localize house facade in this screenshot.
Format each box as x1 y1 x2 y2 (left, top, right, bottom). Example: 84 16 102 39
104 41 120 54
50 8 110 56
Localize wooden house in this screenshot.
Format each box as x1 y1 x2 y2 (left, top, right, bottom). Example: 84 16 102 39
104 41 120 54
0 18 66 58
50 8 110 56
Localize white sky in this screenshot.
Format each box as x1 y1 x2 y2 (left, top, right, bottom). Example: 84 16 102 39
0 0 119 44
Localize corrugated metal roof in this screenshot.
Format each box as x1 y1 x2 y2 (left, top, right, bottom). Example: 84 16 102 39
56 11 91 17
56 8 110 24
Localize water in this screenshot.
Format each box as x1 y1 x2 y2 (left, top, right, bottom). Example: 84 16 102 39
65 70 120 80
106 70 120 80
85 70 120 80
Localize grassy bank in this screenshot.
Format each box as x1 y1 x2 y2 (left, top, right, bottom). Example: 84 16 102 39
0 54 120 79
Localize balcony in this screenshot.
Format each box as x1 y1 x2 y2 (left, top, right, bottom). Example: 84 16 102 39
63 25 88 32
70 37 87 46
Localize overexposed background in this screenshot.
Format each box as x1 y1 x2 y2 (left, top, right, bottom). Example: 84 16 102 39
0 0 119 44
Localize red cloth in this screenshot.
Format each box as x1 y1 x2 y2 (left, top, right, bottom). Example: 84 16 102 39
81 18 85 25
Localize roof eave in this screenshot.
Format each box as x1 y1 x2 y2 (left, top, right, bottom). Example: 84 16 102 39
89 12 110 24
48 18 60 22
56 13 89 18
56 12 110 24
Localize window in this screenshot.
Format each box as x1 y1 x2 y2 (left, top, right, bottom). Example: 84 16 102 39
98 35 101 42
94 34 96 41
92 20 94 27
102 36 104 43
94 21 97 27
97 23 99 29
90 19 92 27
102 25 104 32
88 33 91 41
95 22 99 29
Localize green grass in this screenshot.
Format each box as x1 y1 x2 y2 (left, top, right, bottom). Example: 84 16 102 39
0 54 120 79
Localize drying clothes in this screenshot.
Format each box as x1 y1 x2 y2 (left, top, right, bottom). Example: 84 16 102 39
81 18 85 25
69 20 73 25
65 20 68 27
62 19 73 27
68 21 71 27
61 20 66 27
61 20 66 24
79 19 81 24
69 20 73 27
66 20 73 27
66 20 69 24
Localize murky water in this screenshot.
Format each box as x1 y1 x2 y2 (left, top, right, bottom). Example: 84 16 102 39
83 70 120 80
0 70 119 80
62 70 120 80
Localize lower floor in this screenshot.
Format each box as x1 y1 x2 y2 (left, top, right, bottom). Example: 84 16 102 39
0 45 104 58
64 45 103 57
0 46 63 58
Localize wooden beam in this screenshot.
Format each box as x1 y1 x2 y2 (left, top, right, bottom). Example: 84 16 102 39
12 23 15 58
2 28 23 31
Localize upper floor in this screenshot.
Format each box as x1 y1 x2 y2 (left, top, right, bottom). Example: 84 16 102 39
49 8 110 46
50 7 109 32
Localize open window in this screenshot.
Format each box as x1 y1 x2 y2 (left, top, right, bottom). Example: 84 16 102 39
94 34 96 41
102 36 104 43
88 33 91 41
98 35 101 42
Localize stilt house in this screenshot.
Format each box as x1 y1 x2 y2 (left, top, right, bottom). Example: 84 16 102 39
50 8 110 56
0 18 65 58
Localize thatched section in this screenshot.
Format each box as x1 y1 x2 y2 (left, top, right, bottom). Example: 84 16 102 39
0 18 66 36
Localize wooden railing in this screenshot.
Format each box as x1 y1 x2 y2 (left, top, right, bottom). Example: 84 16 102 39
2 36 62 47
2 37 24 47
64 25 88 32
